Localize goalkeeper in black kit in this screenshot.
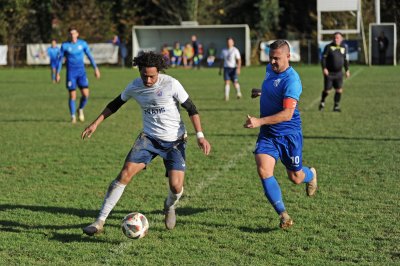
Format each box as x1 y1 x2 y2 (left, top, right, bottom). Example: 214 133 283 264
319 32 350 112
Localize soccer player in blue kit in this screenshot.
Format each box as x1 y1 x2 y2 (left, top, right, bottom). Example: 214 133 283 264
244 40 317 229
47 39 60 83
56 27 100 123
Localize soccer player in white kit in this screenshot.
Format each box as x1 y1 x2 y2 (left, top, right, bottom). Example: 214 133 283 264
219 37 242 101
82 52 211 235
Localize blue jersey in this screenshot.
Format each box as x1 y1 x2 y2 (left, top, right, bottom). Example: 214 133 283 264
259 64 302 137
57 39 97 74
47 46 60 63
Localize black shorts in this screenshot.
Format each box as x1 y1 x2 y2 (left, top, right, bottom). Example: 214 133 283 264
324 71 343 90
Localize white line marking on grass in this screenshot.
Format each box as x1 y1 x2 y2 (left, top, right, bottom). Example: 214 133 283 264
303 67 364 111
179 144 254 207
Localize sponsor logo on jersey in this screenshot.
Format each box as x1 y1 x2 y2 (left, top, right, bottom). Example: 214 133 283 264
273 78 281 87
144 107 166 115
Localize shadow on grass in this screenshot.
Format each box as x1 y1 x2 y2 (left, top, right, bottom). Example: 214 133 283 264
0 204 100 218
0 119 67 123
238 226 279 234
0 219 121 243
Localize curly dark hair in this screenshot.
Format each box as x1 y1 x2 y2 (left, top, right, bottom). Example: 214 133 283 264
132 51 169 72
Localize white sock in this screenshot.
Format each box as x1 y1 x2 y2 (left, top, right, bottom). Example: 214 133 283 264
235 83 241 94
225 84 230 99
97 180 126 221
165 187 184 209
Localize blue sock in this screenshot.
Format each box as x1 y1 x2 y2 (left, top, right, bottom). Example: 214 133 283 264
302 167 314 183
79 96 88 109
69 99 76 116
260 176 286 214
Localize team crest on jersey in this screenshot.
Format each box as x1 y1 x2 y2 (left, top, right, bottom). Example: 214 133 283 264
78 45 83 50
155 89 163 97
273 78 281 87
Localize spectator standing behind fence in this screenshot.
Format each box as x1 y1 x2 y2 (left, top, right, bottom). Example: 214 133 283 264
191 35 201 69
56 26 100 123
47 39 60 83
375 31 389 65
171 42 183 67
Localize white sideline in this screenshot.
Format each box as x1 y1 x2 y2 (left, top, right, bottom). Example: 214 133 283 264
303 67 364 111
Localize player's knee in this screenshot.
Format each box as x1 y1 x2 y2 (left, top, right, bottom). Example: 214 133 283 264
257 167 272 179
118 165 138 184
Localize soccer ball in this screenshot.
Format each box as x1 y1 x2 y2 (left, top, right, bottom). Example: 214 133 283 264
121 212 149 239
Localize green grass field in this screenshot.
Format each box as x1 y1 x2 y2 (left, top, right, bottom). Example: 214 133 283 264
0 65 399 265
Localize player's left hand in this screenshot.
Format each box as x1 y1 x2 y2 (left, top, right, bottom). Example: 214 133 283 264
81 123 98 139
197 138 211 155
236 68 241 75
95 68 101 79
345 70 350 79
244 114 261 128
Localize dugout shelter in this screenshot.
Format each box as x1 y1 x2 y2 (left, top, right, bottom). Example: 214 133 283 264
132 24 251 66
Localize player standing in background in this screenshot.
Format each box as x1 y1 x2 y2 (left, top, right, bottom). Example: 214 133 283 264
319 32 350 112
244 40 317 229
47 39 60 83
81 52 211 236
56 26 100 123
219 37 242 101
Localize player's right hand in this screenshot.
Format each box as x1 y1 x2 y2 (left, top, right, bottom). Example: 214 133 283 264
95 68 101 79
81 123 97 140
251 88 261 98
323 68 329 76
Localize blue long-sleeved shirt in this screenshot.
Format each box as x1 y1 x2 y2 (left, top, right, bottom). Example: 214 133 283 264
57 39 97 74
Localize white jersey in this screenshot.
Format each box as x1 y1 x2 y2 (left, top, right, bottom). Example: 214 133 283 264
121 74 189 142
221 47 241 68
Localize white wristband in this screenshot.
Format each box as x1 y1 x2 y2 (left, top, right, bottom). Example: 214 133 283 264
196 131 204 139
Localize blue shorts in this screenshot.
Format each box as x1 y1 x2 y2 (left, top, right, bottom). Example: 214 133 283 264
254 132 303 171
50 60 58 69
223 67 238 82
125 133 186 175
66 70 89 90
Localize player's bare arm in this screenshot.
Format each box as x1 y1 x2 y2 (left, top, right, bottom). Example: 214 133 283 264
181 98 211 155
244 107 296 128
189 114 211 155
94 67 101 79
236 58 241 75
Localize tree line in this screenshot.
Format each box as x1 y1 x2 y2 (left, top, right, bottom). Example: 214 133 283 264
0 0 398 64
